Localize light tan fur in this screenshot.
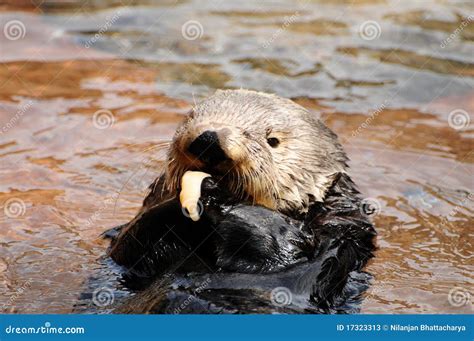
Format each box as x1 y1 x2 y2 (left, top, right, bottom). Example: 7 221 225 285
162 89 348 216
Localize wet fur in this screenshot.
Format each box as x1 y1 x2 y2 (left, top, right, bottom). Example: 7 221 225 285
155 90 349 216
108 174 375 313
105 90 376 313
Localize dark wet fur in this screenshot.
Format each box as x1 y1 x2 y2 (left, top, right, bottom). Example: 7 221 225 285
103 173 376 314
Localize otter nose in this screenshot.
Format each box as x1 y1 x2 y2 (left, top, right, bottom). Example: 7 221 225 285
188 130 227 165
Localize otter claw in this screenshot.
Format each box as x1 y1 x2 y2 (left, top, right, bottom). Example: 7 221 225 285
179 171 211 221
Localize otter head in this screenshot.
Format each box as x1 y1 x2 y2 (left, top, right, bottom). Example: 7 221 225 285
164 89 348 216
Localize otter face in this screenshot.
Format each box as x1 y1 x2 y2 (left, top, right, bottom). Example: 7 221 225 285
164 89 348 216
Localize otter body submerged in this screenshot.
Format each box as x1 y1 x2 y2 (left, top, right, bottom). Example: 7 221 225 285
98 90 376 313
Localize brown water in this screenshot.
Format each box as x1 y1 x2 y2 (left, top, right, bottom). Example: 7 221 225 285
0 0 472 314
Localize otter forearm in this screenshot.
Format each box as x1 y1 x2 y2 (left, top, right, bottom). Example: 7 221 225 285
107 198 201 276
301 174 377 307
198 178 314 273
209 204 313 273
107 177 315 276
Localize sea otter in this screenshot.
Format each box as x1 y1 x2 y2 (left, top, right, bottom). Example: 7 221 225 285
104 89 376 313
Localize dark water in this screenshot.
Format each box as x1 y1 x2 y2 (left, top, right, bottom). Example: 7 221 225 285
0 0 472 313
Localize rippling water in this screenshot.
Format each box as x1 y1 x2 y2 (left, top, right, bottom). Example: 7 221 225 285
0 0 472 313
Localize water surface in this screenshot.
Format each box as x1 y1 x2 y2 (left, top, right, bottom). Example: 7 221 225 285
0 0 472 313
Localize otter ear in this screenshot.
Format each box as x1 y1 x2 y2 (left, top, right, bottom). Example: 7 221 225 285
307 172 342 205
320 172 343 201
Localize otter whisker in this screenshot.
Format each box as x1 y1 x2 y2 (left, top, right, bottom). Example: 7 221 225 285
113 141 172 214
120 140 171 154
143 141 171 150
238 170 248 200
232 169 245 201
113 156 155 215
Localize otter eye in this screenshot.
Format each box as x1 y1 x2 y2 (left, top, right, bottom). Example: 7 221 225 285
267 137 280 148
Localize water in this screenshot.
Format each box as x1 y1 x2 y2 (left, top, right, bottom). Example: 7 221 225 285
0 0 472 313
